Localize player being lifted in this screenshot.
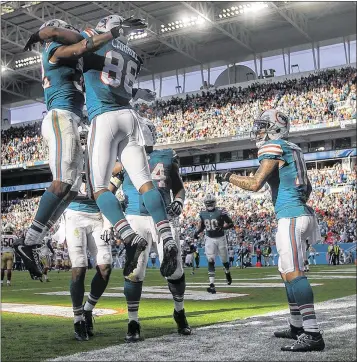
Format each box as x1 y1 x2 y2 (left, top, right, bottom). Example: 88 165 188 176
1 225 17 286
110 119 191 342
194 194 234 294
28 15 179 279
216 109 325 352
16 19 135 278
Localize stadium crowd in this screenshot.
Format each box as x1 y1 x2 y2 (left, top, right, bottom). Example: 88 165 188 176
1 67 356 167
136 67 356 144
2 163 356 247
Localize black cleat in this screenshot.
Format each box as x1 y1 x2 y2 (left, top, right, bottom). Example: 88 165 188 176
173 309 192 335
123 233 148 277
124 320 143 343
14 241 43 279
207 283 216 294
74 321 89 341
225 272 232 285
281 332 325 352
274 324 304 340
160 241 178 278
83 310 94 337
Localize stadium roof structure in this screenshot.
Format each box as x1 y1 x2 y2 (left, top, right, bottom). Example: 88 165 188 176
1 1 356 105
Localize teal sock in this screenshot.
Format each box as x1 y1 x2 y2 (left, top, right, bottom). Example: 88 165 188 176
124 279 143 322
142 188 173 245
290 276 319 334
31 191 62 232
96 191 133 240
284 281 303 328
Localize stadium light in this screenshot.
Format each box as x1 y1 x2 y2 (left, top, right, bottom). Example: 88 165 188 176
128 31 148 41
1 66 8 73
160 16 205 33
0 1 40 15
218 2 268 19
14 56 41 69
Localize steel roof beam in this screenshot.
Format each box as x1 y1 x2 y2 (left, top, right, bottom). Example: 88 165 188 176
94 1 200 63
269 2 312 42
181 1 254 52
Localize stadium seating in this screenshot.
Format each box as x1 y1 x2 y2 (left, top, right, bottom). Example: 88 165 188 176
1 67 356 166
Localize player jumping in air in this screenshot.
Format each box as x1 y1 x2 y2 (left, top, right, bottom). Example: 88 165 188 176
216 109 325 352
15 19 131 279
194 194 234 294
27 15 179 279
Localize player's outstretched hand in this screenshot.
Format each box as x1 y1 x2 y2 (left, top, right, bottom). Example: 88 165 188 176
215 172 232 185
122 16 147 31
134 88 156 102
24 31 41 51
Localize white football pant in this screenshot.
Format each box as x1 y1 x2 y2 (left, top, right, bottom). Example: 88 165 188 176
205 235 229 264
276 214 321 274
64 209 112 268
42 109 82 189
87 109 151 194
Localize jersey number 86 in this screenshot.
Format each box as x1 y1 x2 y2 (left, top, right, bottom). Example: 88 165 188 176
101 50 137 95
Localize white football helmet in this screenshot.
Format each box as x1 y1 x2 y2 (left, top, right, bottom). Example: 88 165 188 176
204 194 216 211
40 19 78 32
250 109 290 148
95 15 124 33
3 224 14 234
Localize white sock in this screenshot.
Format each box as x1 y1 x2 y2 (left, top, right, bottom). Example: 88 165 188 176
209 277 215 284
174 300 184 312
128 310 139 322
74 315 84 324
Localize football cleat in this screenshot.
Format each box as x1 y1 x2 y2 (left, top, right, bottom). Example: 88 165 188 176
74 321 89 341
123 233 148 277
225 272 232 285
207 283 216 294
173 309 192 335
124 320 143 343
281 332 325 352
274 324 304 340
14 241 43 279
160 241 178 278
83 310 94 337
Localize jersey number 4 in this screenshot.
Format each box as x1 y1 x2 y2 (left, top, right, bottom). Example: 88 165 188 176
151 163 166 188
101 50 137 95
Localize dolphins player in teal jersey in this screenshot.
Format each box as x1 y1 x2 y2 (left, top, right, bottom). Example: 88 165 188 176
194 194 234 294
27 15 180 279
216 109 324 352
16 19 130 279
109 118 191 343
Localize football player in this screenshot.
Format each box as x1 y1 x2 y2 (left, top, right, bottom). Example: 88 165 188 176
30 15 179 279
39 235 55 282
216 108 324 352
16 19 129 279
110 118 191 343
1 225 17 286
194 194 234 294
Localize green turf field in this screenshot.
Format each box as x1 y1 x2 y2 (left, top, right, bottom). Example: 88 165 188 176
1 265 356 362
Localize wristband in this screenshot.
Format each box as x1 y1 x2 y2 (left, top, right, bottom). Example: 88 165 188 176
223 172 233 182
110 176 121 189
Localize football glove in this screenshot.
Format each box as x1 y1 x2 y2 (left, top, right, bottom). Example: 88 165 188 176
215 172 232 185
24 31 41 51
166 198 184 217
133 88 156 102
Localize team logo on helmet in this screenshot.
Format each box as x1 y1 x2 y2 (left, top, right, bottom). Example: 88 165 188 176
40 19 78 33
250 109 290 148
95 15 123 33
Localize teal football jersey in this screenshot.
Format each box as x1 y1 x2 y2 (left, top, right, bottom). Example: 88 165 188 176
41 41 84 117
80 29 142 121
199 208 230 238
123 149 178 216
257 139 313 219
